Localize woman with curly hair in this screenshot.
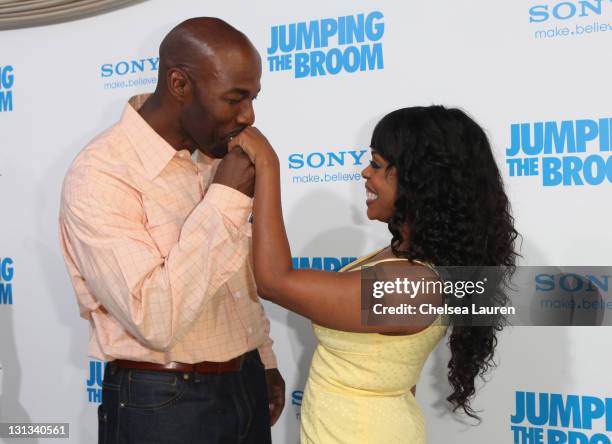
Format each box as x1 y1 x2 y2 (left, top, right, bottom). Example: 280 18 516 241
231 105 519 443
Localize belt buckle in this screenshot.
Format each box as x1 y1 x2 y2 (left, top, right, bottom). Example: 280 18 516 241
167 362 184 372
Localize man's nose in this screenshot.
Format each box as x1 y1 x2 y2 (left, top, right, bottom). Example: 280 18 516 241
237 99 255 126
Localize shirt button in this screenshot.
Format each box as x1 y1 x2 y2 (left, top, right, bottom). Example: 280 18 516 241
233 291 241 299
247 327 253 334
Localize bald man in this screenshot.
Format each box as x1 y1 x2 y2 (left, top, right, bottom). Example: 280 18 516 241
59 18 284 443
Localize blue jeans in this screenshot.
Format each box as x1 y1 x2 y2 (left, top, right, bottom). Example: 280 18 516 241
98 350 272 444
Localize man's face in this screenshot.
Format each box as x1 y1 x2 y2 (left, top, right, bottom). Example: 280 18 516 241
181 45 262 158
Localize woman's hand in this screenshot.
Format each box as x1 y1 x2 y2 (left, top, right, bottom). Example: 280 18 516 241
228 127 278 166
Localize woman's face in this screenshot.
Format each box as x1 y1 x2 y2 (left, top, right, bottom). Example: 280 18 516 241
361 151 398 222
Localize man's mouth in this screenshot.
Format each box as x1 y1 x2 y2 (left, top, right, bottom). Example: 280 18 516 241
223 128 245 142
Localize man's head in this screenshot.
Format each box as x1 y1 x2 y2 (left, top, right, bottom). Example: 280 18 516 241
155 17 261 158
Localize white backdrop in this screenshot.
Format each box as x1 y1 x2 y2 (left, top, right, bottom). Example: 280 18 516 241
1 0 611 442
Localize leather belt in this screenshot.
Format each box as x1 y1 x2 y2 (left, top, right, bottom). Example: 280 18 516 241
113 353 246 374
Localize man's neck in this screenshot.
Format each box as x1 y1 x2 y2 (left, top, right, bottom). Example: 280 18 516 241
138 94 196 153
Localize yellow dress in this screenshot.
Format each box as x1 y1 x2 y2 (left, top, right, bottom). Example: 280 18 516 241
300 252 448 444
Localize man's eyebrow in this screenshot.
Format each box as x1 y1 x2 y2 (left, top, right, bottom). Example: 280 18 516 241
225 88 260 97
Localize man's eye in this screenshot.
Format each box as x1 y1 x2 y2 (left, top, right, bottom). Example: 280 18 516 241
226 98 242 105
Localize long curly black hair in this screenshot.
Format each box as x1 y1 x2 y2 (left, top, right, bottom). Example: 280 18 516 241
370 105 519 419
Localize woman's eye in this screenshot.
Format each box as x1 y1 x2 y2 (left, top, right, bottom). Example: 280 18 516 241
370 160 380 169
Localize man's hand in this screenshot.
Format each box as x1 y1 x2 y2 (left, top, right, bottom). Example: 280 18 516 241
212 147 255 197
265 368 285 426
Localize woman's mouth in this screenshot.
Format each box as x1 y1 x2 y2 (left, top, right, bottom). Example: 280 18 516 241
366 185 378 203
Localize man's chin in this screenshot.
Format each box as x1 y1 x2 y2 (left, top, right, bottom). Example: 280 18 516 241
209 143 229 159
205 131 243 158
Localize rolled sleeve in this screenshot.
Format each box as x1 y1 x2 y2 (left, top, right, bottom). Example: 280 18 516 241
205 184 253 234
258 342 278 369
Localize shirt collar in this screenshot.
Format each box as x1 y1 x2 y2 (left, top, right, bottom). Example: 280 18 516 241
194 148 219 172
120 94 178 180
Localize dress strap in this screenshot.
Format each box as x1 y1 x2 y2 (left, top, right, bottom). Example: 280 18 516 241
412 259 444 281
363 258 443 281
343 257 411 272
362 257 411 268
339 251 438 273
338 247 386 272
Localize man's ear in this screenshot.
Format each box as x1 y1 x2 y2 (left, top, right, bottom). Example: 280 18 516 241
167 67 193 103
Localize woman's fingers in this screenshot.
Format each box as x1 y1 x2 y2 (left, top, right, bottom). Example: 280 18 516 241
228 132 257 163
227 127 274 163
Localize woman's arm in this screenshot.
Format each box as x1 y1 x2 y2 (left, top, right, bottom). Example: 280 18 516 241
230 128 441 333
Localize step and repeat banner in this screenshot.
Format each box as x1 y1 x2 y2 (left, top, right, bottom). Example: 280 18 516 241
1 0 611 442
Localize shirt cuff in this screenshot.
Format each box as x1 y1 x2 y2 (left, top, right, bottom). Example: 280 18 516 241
205 183 253 228
257 343 278 370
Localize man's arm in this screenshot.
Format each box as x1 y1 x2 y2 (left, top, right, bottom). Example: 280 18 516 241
60 163 252 352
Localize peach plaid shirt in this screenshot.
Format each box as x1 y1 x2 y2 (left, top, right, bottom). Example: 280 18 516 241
59 96 276 368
